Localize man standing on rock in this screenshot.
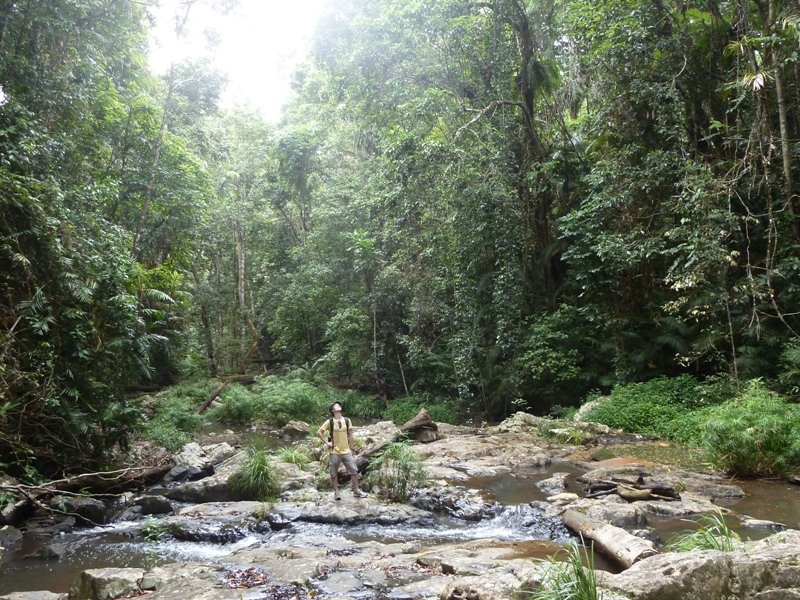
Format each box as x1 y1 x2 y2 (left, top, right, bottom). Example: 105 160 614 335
317 402 366 500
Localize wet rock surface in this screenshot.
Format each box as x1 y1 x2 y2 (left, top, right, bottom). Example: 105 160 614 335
4 413 800 600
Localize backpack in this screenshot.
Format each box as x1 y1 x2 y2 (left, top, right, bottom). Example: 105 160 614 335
328 417 351 442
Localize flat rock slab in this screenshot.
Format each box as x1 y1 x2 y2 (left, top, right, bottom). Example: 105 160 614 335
268 497 434 526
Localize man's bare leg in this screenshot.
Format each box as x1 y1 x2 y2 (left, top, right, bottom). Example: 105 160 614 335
351 474 365 497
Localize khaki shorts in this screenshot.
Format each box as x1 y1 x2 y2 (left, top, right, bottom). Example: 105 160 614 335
329 452 358 477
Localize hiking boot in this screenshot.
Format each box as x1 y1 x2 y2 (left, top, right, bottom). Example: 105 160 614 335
334 491 342 500
352 489 366 498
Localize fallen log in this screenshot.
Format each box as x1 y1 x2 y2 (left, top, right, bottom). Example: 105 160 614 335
197 381 230 414
0 462 175 526
636 482 681 500
616 484 652 502
584 476 681 502
0 463 175 497
353 407 436 474
562 508 658 570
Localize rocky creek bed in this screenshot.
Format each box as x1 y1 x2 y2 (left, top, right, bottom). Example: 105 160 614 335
1 412 800 600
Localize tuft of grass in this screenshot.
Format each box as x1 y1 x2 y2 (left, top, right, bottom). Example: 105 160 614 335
228 447 281 501
277 446 312 469
665 509 741 552
521 541 601 600
365 441 428 502
141 516 169 543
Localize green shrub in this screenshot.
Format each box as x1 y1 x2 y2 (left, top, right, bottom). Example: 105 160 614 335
662 405 716 445
365 441 428 502
142 419 192 451
336 390 384 420
205 384 265 423
154 380 218 407
665 510 740 552
142 394 203 451
583 375 732 441
699 380 800 477
151 396 204 433
383 399 421 425
228 447 281 501
251 376 326 426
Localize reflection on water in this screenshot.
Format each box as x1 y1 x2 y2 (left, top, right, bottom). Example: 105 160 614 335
461 463 587 504
719 478 800 530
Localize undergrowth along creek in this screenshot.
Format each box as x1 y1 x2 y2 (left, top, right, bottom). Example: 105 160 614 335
142 373 800 482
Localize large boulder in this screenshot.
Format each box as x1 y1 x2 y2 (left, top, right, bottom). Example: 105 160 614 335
48 496 108 527
162 451 246 503
596 531 800 600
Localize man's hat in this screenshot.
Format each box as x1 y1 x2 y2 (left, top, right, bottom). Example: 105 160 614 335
329 402 343 414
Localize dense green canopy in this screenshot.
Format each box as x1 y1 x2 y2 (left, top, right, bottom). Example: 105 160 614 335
1 0 799 479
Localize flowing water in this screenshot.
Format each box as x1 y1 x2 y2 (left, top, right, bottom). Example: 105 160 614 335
2 454 799 594
0 500 570 594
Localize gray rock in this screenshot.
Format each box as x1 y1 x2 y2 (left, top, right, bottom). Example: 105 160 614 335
48 496 108 527
23 543 67 561
569 496 649 528
0 498 29 528
597 533 800 600
0 524 23 547
133 495 173 516
175 442 211 470
281 420 310 440
440 572 532 600
739 516 786 530
162 451 246 503
413 428 441 443
68 567 144 600
203 442 236 465
167 518 249 544
536 472 570 495
139 562 226 593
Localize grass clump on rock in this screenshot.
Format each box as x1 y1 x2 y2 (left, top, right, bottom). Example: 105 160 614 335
366 441 428 502
229 447 281 501
522 541 600 600
665 510 741 552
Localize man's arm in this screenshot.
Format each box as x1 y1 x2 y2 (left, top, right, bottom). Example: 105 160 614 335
317 423 333 448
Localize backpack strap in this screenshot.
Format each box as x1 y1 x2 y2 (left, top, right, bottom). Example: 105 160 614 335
328 417 352 441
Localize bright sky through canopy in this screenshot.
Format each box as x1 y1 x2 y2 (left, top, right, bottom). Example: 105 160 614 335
149 0 327 122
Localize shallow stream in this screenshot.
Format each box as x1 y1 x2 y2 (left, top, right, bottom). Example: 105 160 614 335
1 448 799 595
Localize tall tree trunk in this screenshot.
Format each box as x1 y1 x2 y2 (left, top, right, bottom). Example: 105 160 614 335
772 43 799 241
192 268 218 377
233 221 262 373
